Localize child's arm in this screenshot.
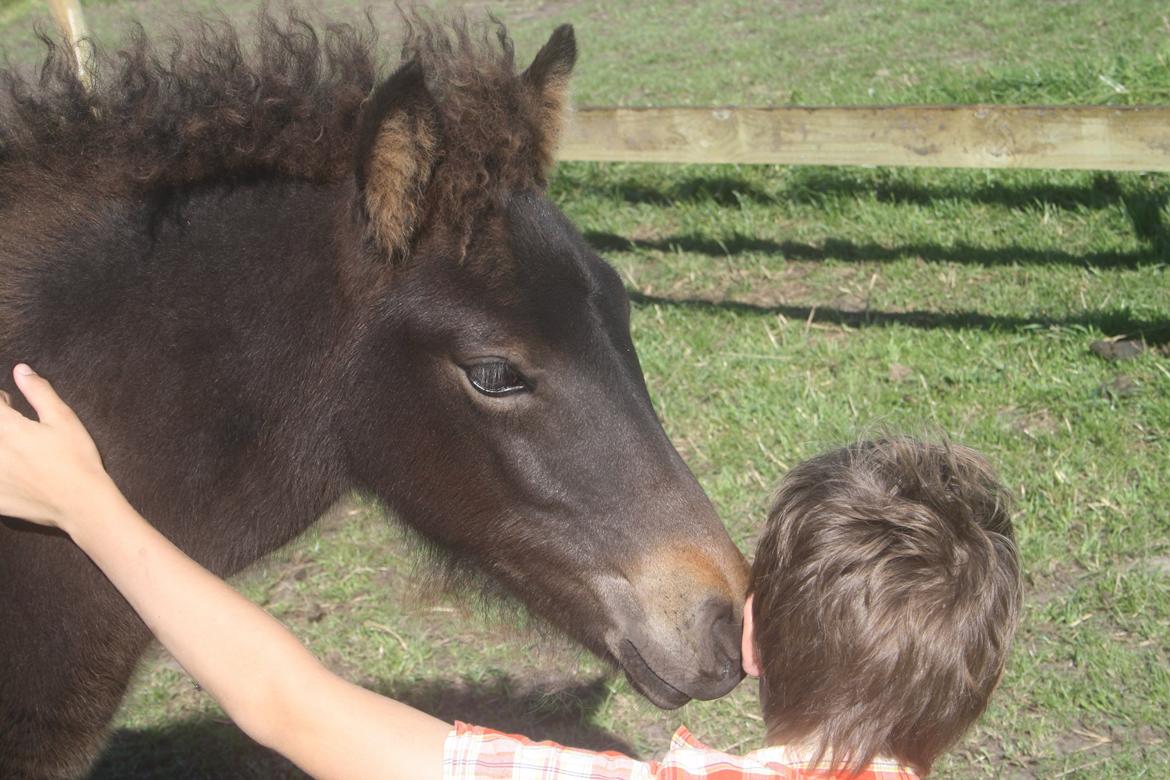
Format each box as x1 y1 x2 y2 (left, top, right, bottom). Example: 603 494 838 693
0 366 449 780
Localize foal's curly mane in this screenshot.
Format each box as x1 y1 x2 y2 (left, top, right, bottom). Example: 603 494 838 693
0 9 551 201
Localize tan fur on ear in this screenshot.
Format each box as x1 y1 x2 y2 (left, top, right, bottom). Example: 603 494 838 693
523 24 577 176
363 111 437 254
529 73 572 173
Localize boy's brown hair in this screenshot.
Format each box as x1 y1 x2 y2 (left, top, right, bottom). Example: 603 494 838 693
749 438 1021 776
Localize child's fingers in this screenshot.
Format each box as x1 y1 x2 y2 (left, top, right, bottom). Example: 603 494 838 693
12 365 81 429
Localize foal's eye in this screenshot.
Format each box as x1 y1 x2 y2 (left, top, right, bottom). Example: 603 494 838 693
464 361 530 397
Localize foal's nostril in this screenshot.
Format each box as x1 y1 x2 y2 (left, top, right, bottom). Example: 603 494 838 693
693 595 742 680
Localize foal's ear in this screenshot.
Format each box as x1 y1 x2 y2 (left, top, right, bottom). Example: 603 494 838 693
354 59 440 256
522 24 577 171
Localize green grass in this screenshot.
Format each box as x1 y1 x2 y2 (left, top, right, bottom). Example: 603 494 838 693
4 1 1169 778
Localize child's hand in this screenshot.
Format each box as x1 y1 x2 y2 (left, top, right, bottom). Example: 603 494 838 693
0 364 111 530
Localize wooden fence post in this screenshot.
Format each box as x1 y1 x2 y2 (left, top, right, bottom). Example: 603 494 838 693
47 0 93 88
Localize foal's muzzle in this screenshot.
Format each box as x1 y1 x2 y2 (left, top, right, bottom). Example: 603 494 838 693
598 542 749 709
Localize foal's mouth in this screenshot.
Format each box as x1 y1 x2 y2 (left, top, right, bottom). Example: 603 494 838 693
617 639 691 709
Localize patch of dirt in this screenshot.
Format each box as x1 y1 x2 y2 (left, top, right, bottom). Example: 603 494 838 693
449 0 585 24
888 363 914 383
316 494 365 535
627 221 675 243
742 263 880 313
998 406 1064 438
957 717 1168 779
1023 562 1087 610
733 264 816 307
1048 721 1168 771
1097 375 1140 400
1090 338 1145 361
1147 555 1170 576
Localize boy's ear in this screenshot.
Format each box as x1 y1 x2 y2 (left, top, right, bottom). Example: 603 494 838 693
354 59 440 256
741 594 761 677
521 24 577 171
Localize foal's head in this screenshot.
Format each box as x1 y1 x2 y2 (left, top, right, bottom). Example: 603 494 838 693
338 20 747 707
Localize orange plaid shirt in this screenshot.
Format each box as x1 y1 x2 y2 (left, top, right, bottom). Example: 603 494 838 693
443 722 919 779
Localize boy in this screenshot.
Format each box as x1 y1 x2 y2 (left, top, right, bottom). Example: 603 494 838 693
0 365 1020 779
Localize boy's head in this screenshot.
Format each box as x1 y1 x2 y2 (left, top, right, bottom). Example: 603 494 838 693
743 438 1020 776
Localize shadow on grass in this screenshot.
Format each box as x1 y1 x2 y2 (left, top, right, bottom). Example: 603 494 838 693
585 230 1166 270
87 675 630 779
575 170 1170 250
385 674 634 753
628 291 1170 345
784 168 1156 208
787 169 1170 253
87 716 303 780
575 168 1170 265
579 175 781 207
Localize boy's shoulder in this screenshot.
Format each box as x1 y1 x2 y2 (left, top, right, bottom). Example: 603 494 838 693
665 727 918 779
443 722 919 779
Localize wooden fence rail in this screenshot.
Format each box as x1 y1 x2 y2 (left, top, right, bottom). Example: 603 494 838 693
560 105 1170 172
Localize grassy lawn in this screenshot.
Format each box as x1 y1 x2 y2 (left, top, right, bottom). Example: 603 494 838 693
3 1 1168 778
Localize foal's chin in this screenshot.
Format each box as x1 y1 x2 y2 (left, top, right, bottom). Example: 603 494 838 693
608 630 746 710
616 640 698 709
